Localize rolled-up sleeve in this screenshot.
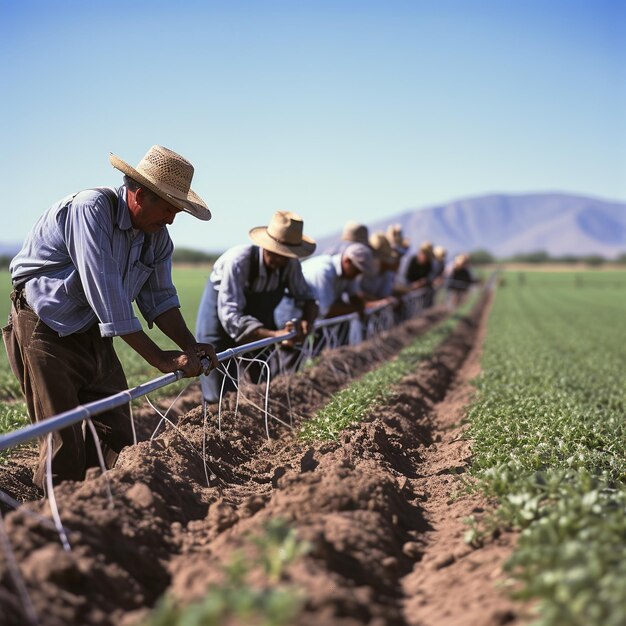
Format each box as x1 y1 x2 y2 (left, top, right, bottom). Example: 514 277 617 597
64 193 142 337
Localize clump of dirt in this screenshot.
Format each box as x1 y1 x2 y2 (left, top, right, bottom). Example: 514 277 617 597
0 297 526 626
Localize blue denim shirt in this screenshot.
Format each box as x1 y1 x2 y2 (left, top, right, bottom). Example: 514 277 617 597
10 186 179 337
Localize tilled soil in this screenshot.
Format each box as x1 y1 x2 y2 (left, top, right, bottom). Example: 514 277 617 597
0 298 526 626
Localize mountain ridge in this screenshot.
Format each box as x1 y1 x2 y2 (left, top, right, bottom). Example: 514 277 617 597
316 192 626 259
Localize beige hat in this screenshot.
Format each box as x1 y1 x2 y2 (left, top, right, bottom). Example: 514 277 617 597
249 211 316 259
341 221 370 245
433 245 447 260
344 242 376 277
110 145 211 221
420 240 433 255
369 231 396 264
386 223 409 253
454 253 470 267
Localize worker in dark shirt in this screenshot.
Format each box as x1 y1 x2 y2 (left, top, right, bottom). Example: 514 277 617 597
446 253 477 305
405 241 433 289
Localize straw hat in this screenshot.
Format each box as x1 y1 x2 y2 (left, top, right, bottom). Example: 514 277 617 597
433 245 447 260
386 223 409 254
249 211 316 259
341 221 370 245
109 145 211 221
369 231 396 264
454 253 470 267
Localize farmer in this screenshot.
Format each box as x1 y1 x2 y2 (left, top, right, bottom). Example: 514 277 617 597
430 245 448 284
5 145 218 488
404 240 434 290
446 253 477 305
359 232 402 304
386 223 410 258
301 242 376 318
195 211 318 403
403 240 435 308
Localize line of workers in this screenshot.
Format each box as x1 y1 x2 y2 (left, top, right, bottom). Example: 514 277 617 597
195 211 476 402
6 146 478 487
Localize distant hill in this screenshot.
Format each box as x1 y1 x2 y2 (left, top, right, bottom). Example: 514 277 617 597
316 193 626 259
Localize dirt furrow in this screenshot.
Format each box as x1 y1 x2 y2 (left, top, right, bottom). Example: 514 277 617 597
1 306 456 626
399 295 524 626
145 291 521 626
0 293 525 626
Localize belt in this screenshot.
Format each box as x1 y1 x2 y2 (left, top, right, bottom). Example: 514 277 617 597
10 284 32 311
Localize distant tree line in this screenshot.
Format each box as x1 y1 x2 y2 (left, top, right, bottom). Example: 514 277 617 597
0 249 222 270
469 249 626 267
1 248 623 270
172 247 221 265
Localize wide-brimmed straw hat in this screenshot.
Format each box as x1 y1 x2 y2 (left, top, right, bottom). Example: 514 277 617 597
249 211 316 259
369 232 396 264
419 240 434 256
386 223 410 254
109 145 211 221
433 245 447 260
341 221 370 245
454 253 470 267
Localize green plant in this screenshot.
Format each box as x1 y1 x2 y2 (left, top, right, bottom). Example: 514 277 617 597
466 271 626 625
144 518 310 626
0 402 29 462
301 291 480 442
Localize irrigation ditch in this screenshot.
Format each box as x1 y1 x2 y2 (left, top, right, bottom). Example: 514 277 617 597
0 292 525 626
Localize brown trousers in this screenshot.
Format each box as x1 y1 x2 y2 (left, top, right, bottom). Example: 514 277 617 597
2 290 134 488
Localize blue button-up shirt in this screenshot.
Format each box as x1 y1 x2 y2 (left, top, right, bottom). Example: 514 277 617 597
301 253 356 317
10 186 179 337
358 270 395 298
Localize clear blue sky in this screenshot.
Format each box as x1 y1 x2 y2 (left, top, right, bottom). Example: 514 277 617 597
1 0 624 252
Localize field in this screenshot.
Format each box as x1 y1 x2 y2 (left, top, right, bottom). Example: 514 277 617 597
0 270 625 626
467 271 626 625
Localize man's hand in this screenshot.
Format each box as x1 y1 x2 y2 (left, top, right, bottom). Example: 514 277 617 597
120 326 218 378
156 350 200 377
157 342 218 378
410 279 431 291
365 296 398 310
190 342 219 374
280 320 298 347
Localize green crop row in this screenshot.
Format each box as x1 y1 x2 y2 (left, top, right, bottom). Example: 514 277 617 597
0 402 29 462
465 272 626 626
143 518 310 626
300 290 480 442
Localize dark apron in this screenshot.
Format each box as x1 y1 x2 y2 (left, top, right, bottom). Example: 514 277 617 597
196 247 286 402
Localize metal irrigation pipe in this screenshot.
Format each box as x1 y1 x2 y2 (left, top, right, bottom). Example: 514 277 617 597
0 329 298 453
400 286 429 304
311 312 359 329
